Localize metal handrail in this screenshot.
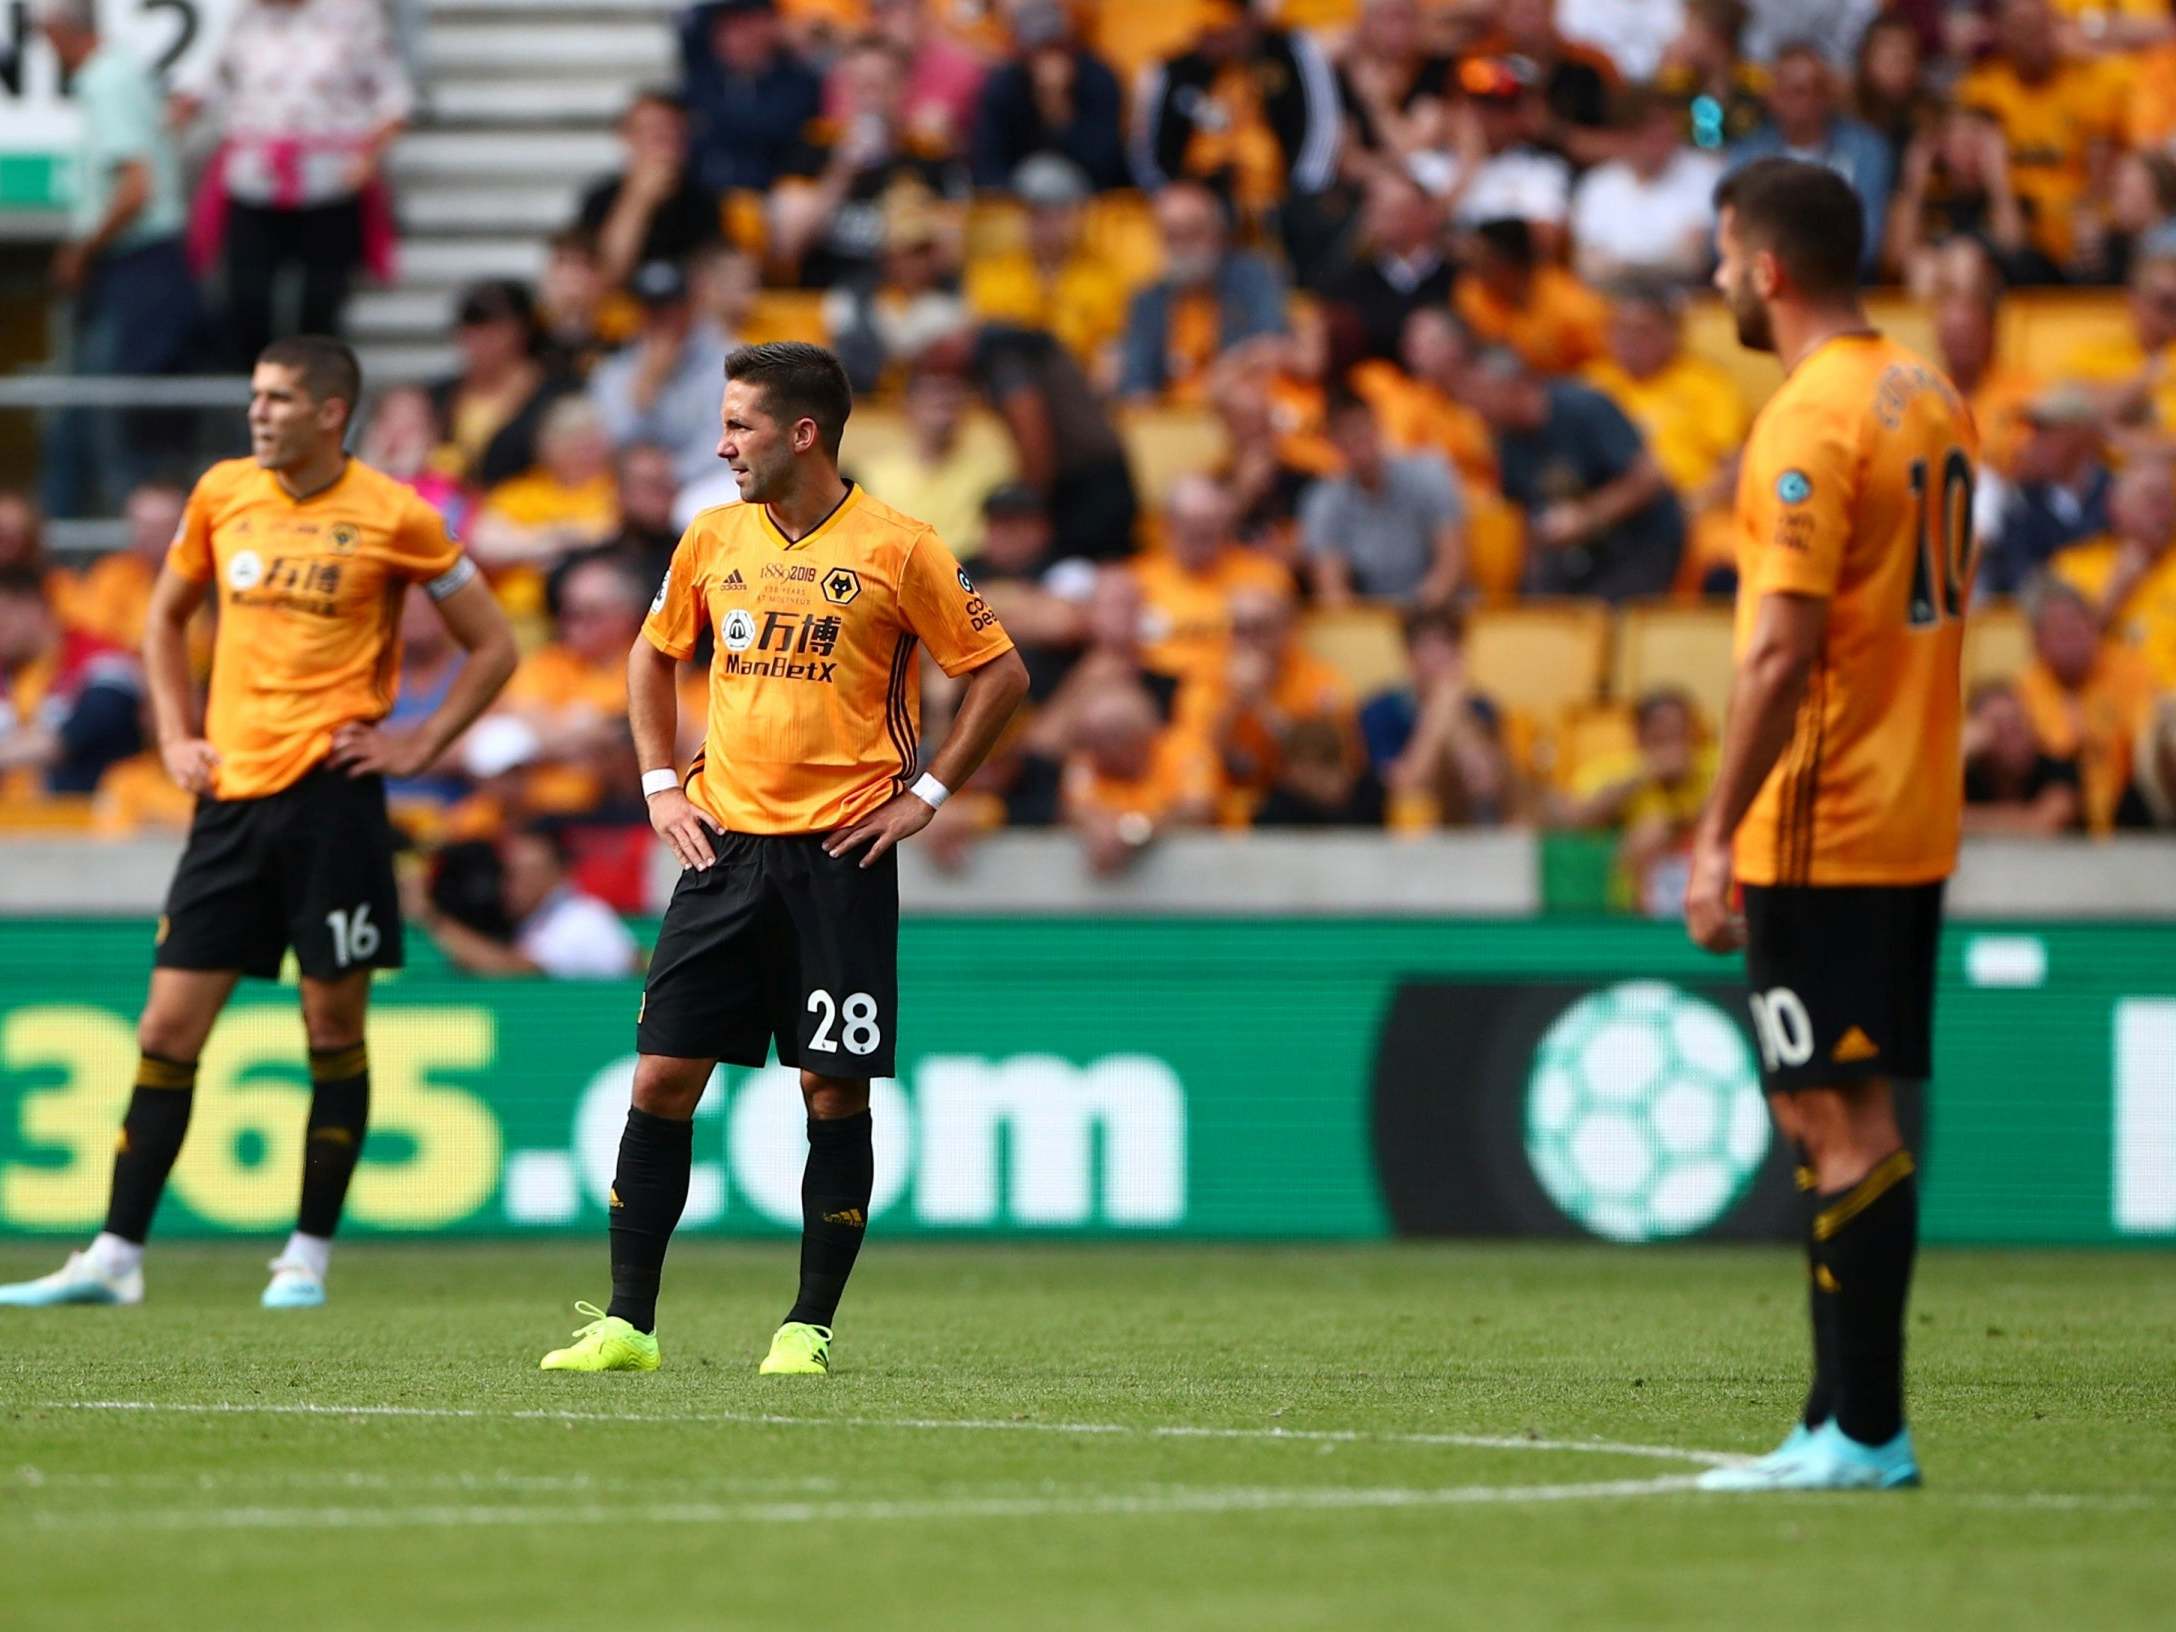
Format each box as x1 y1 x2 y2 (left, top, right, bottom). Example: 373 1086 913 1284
0 375 249 409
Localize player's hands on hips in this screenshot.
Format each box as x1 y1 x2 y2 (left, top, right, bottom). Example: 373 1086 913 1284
825 791 935 869
160 736 220 794
328 721 433 779
1684 830 1745 953
649 786 723 870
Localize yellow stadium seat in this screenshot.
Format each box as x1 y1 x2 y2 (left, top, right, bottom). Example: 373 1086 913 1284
1612 599 1736 727
1464 600 1612 720
839 404 909 473
744 291 828 347
1551 701 1640 793
2000 291 2131 377
1090 1 1215 88
1118 405 1228 507
1966 599 2032 692
0 795 96 832
1464 492 1527 601
1301 605 1409 697
1078 192 1163 292
966 197 1028 261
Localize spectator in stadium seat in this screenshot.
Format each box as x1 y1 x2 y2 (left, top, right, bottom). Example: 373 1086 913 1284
2064 246 2176 439
472 396 621 570
772 36 969 289
382 585 475 815
969 1 1129 193
0 494 41 572
1333 0 1455 190
576 91 721 293
590 259 732 487
2016 574 2160 834
1061 682 1219 874
681 0 823 197
1978 387 2114 596
1364 603 1519 828
492 557 648 815
1206 360 1325 548
2051 458 2176 692
1569 87 1725 288
824 193 971 394
596 442 686 595
1562 686 1716 912
1653 0 1767 155
691 242 758 349
854 364 1017 562
1299 393 1464 607
433 280 582 490
1926 240 2038 478
1323 171 1455 364
1348 309 1499 494
1454 216 1606 377
1467 345 1684 602
1955 0 2118 280
1885 106 2037 293
1469 0 1621 169
1118 183 1287 402
1024 567 1188 781
1962 679 2084 836
359 385 478 543
49 478 186 653
406 825 640 979
1849 10 1936 180
963 156 1129 384
34 0 199 521
1202 585 1361 815
952 323 1139 562
174 0 410 367
536 229 616 379
0 564 144 796
961 483 1092 702
841 0 986 156
1131 475 1294 689
1725 41 1891 274
1582 281 1747 520
2104 156 2176 293
1133 0 1341 214
1419 60 1574 245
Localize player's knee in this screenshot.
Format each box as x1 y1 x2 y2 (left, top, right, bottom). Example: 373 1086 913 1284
631 1056 707 1119
800 1071 869 1119
136 1011 205 1061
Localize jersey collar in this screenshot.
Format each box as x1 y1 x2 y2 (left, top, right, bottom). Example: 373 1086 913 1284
760 480 858 551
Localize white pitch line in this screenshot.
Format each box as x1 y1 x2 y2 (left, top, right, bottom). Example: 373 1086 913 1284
42 1399 1741 1469
22 1476 1714 1533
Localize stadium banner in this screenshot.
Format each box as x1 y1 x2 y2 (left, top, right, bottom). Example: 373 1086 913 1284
0 917 2170 1245
1 0 235 215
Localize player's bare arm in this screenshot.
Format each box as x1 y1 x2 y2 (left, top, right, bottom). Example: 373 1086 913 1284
826 646 1029 868
143 565 217 793
328 578 518 778
629 633 721 871
1687 590 1828 952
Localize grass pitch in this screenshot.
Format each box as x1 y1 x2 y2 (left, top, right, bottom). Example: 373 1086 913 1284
4 1241 2172 1630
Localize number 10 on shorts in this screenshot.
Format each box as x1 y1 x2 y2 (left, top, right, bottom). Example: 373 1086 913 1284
807 989 882 1057
1749 986 1814 1073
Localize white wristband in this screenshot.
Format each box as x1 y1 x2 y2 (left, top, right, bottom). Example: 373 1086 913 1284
641 768 680 798
909 772 950 809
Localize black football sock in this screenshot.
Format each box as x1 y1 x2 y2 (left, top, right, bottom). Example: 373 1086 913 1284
1816 1150 1919 1447
103 1052 198 1243
785 1110 873 1330
607 1108 694 1334
297 1044 370 1238
1797 1146 1838 1430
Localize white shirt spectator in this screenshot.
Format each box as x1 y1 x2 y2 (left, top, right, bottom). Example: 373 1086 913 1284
1556 0 1687 82
515 886 640 980
1571 149 1725 284
1413 146 1572 227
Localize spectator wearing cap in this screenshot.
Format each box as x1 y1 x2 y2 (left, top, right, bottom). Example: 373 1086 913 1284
969 1 1128 192
1467 346 1683 603
1569 86 1724 288
1582 282 1747 524
1118 183 1286 403
824 189 970 393
1133 0 1342 217
773 35 969 289
590 259 732 487
1725 41 1891 273
1363 604 1519 829
407 826 640 979
1454 217 1606 377
681 0 823 196
577 91 721 292
433 281 583 489
2016 574 2159 835
963 156 1129 383
1131 475 1294 690
2051 459 2176 693
1978 387 2113 597
1963 680 2083 837
1415 58 1573 245
854 365 1017 562
1324 171 1455 364
0 563 143 798
1299 392 1464 607
34 0 199 520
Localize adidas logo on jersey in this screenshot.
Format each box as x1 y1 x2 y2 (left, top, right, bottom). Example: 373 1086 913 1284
720 568 746 589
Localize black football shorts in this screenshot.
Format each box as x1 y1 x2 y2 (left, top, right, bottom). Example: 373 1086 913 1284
637 833 899 1079
156 766 404 980
1740 881 1944 1093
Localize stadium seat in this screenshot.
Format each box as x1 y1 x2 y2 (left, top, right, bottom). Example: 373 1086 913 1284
1999 291 2130 376
1078 192 1163 292
1966 599 2031 692
1612 600 1735 726
839 405 910 473
1464 600 1613 720
1464 492 1527 601
1118 406 1228 507
1301 606 1409 698
744 291 828 347
1551 701 1640 791
966 197 1028 262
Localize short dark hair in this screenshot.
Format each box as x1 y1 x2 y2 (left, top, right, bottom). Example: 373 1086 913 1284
0 563 46 601
1471 216 1536 273
724 341 854 459
1635 686 1696 732
1401 602 1466 648
1713 157 1864 300
625 86 686 120
1324 387 1374 424
257 335 363 425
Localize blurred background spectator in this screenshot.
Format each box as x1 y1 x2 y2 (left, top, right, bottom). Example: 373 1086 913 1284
1300 392 1463 606
0 564 143 797
591 260 732 484
970 1 1128 192
405 824 641 977
1120 183 1286 402
681 0 822 197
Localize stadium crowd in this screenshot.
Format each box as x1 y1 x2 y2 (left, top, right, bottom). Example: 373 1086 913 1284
10 0 2176 917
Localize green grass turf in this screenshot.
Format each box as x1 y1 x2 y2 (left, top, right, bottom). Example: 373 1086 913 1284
3 1242 2172 1631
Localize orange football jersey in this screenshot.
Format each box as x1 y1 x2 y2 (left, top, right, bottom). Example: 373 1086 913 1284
643 484 1015 834
1733 335 1980 886
167 457 471 801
